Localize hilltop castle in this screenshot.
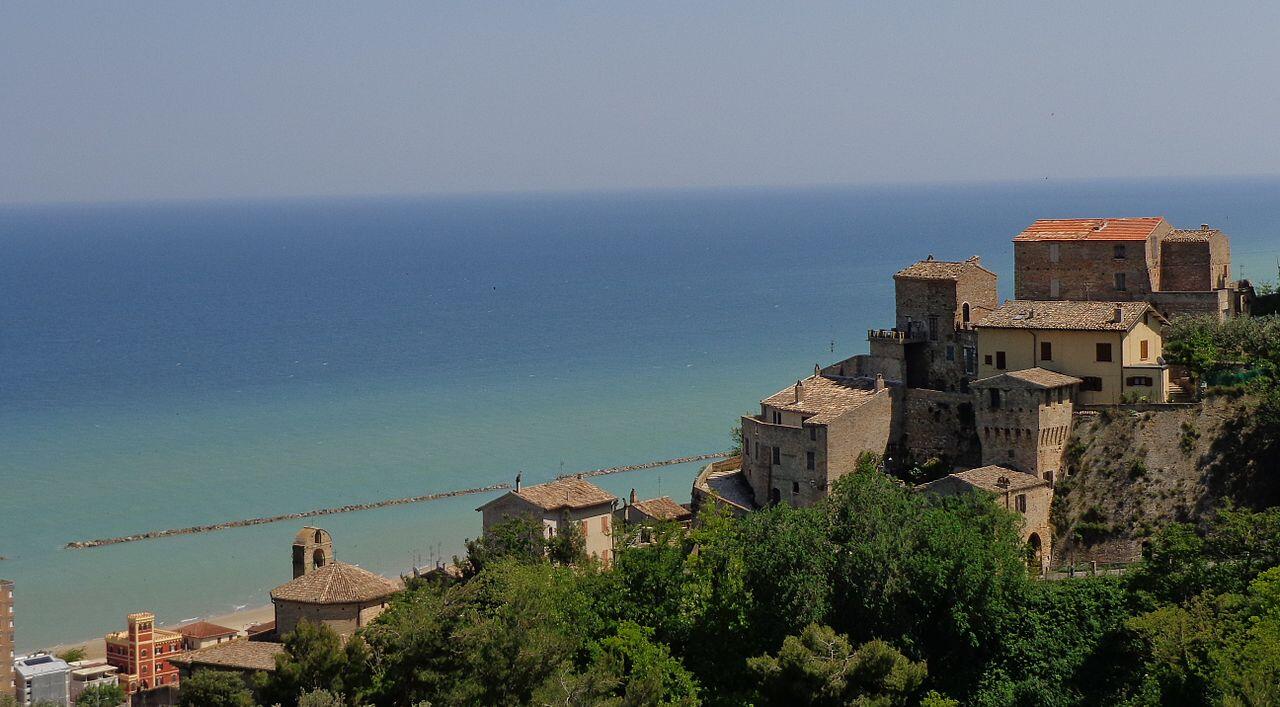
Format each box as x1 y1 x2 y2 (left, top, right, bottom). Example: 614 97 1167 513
695 217 1251 572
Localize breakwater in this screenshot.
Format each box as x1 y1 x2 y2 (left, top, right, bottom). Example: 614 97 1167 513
65 451 730 550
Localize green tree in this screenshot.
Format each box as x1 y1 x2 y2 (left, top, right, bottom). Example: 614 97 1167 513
75 683 126 707
56 646 87 663
748 624 926 706
177 670 255 707
296 689 346 707
546 518 588 566
459 515 547 578
258 621 371 706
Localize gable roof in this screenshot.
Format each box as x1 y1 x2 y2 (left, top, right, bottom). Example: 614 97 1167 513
480 476 616 513
935 465 1049 494
979 300 1160 332
175 621 238 640
630 496 692 522
894 256 995 280
170 639 284 673
1013 217 1166 242
761 375 881 425
971 367 1082 389
269 562 400 605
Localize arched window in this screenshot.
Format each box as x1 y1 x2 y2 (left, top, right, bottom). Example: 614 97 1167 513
313 549 326 568
314 530 324 543
962 302 971 323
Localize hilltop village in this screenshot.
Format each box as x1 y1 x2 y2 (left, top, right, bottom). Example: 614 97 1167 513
1 216 1262 706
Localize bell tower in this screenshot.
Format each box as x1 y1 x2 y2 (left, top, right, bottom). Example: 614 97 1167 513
292 526 334 579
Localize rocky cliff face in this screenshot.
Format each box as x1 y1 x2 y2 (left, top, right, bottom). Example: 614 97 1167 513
1051 394 1279 564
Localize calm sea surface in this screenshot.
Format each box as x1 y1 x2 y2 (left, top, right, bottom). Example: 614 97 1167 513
2 179 1278 649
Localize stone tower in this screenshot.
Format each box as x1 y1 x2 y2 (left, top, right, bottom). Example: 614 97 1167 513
292 526 334 579
971 368 1080 484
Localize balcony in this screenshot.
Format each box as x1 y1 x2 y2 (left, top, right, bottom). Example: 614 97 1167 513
867 324 925 343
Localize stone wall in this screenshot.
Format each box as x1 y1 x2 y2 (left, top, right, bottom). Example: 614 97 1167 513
894 272 993 392
1015 237 1161 301
276 600 363 638
972 382 1074 481
1159 239 1213 292
1150 289 1230 319
898 388 980 469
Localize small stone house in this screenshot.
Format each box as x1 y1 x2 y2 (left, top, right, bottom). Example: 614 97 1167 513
269 527 400 639
477 477 618 564
622 490 693 526
976 300 1168 405
921 465 1053 573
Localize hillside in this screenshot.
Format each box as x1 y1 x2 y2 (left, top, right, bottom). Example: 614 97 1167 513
1053 393 1280 564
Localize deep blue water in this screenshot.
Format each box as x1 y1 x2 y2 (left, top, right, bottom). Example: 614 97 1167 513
1 178 1278 649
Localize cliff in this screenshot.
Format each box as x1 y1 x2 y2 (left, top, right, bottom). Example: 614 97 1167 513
1051 393 1280 564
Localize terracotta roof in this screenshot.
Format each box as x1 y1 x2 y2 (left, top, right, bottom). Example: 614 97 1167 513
1165 228 1221 242
762 375 881 424
498 477 616 512
979 300 1157 331
175 621 238 640
270 562 400 605
938 465 1048 494
972 367 1082 389
244 620 275 637
170 639 283 673
630 497 692 522
894 256 995 280
1013 217 1165 242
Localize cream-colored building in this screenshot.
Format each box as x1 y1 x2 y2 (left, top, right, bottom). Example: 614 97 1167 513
976 300 1168 405
477 477 618 564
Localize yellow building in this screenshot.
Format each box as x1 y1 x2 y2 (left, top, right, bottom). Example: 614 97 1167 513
976 300 1168 405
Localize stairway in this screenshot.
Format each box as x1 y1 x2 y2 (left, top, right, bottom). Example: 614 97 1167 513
1166 381 1195 403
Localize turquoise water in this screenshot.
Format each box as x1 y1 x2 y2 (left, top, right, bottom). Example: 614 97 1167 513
2 179 1278 649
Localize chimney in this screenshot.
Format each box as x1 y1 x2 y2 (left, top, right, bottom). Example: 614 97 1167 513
814 363 821 376
515 471 522 492
968 255 981 265
874 373 885 392
1112 306 1123 324
794 380 804 403
629 488 637 505
1201 223 1210 231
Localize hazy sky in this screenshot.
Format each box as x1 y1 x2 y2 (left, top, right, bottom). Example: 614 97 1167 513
4 2 1280 204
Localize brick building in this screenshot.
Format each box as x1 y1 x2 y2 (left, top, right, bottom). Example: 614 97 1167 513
976 300 1169 405
478 477 618 564
1 579 12 700
740 373 896 508
1012 217 1245 319
104 612 183 694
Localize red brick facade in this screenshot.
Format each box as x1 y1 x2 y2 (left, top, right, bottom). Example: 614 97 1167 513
105 612 183 694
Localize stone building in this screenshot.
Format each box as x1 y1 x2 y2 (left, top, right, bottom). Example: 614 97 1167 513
1012 217 1246 319
921 466 1054 573
740 373 896 508
1 579 12 700
104 612 183 694
270 528 400 639
170 639 283 684
477 476 618 564
13 653 70 707
976 300 1169 405
970 368 1079 484
623 490 693 526
174 621 238 651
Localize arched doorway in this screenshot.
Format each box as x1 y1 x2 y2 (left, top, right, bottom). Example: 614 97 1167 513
1027 533 1043 573
769 487 781 506
313 548 327 568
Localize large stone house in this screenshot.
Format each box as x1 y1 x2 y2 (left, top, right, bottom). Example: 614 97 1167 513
1012 217 1247 319
477 477 618 564
976 300 1169 405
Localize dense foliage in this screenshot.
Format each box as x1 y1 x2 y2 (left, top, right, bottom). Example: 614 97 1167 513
243 467 1280 706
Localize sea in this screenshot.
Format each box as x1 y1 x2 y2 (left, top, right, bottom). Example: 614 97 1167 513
2 177 1278 650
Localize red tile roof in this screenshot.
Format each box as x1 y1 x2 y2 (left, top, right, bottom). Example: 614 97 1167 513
175 621 238 640
1013 217 1165 242
630 496 692 522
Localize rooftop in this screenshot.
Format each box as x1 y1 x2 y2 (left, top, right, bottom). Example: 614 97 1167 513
485 476 617 512
1166 227 1223 242
894 255 995 280
972 367 1082 389
694 458 756 512
270 562 400 605
980 300 1157 331
175 620 239 640
938 465 1049 494
629 496 692 522
762 374 881 424
1013 217 1165 242
170 639 284 673
106 627 182 644
14 654 70 678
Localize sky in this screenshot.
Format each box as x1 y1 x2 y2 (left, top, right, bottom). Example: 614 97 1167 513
3 2 1280 204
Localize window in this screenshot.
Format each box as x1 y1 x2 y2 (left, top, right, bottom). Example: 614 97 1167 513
809 426 817 441
984 354 993 365
772 411 781 424
806 451 815 470
995 351 1006 370
1140 339 1150 360
772 447 780 465
1050 277 1060 298
601 516 610 534
1126 376 1154 387
946 345 955 361
792 481 800 494
1040 341 1052 361
1114 244 1127 259
745 439 750 457
962 303 971 323
1049 243 1060 263
1096 343 1113 362
1015 494 1027 513
989 389 1001 409
770 488 781 505
928 315 939 341
1080 376 1103 391
964 346 977 375
1114 272 1126 291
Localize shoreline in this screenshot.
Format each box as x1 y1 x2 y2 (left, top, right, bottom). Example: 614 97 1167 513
47 603 278 661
